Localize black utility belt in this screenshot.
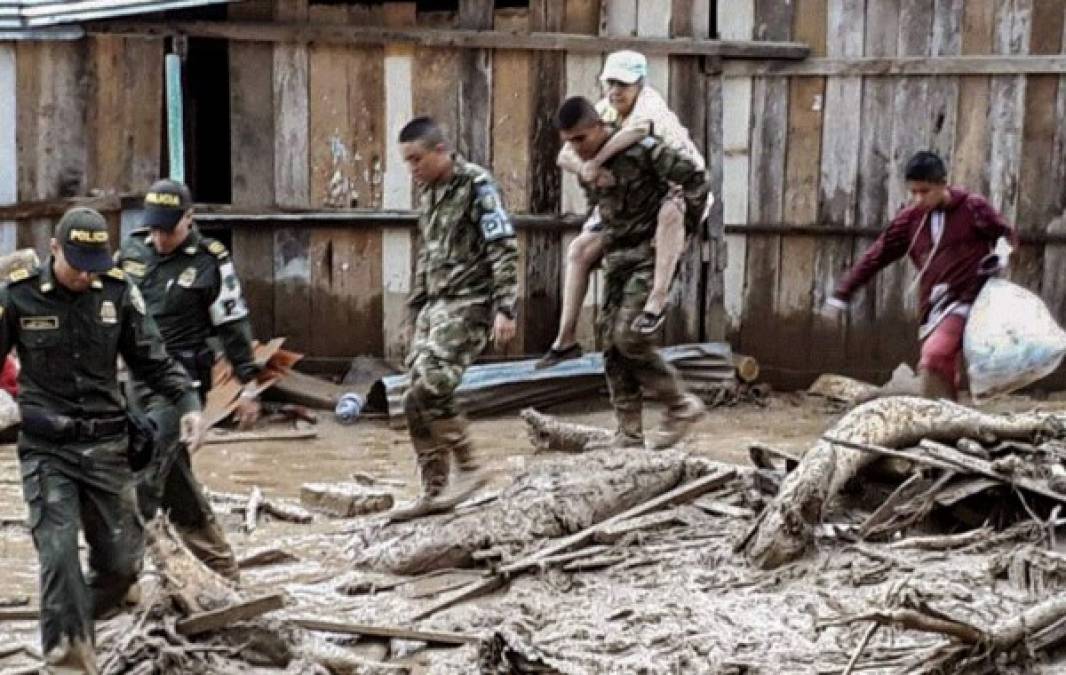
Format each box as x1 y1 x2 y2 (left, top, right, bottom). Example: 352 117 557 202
20 409 127 443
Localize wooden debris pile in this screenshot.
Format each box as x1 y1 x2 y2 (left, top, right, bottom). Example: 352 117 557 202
741 396 1066 570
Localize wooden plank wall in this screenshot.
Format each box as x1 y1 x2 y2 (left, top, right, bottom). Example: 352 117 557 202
729 0 1066 387
11 0 1066 388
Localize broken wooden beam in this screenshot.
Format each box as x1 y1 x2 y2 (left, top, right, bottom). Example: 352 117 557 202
175 594 285 636
593 510 684 544
292 618 482 646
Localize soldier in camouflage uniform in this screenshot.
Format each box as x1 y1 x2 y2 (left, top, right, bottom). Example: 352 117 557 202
556 96 709 449
389 116 519 521
0 208 202 672
117 179 261 581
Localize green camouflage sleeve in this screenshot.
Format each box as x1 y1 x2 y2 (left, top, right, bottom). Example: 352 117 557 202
407 234 429 323
118 281 200 416
474 179 519 316
649 140 710 233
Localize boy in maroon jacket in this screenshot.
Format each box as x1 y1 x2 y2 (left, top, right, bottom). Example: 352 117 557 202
827 151 1017 400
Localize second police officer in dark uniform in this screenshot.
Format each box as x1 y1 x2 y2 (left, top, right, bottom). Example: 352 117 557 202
0 207 202 671
117 180 262 581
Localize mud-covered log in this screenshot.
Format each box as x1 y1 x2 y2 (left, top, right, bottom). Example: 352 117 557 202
520 408 612 453
350 448 698 575
745 396 1063 569
145 517 240 613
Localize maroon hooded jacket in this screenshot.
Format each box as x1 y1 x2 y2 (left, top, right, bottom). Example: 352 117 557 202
833 186 1017 324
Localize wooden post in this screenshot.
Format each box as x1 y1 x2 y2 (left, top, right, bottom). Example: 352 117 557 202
382 2 416 363
0 44 16 252
718 1 754 340
458 0 493 167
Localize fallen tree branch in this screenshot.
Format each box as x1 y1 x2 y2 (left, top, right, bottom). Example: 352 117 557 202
820 608 987 644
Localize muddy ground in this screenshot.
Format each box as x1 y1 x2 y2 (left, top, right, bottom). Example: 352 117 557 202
3 391 1066 672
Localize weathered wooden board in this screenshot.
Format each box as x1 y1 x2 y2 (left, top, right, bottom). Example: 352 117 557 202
988 0 1031 228
664 0 710 345
740 0 791 365
273 0 309 209
953 0 996 195
811 0 863 374
229 0 275 208
86 36 163 195
1015 0 1064 296
382 2 416 363
413 10 462 149
458 0 493 167
775 0 827 374
718 0 754 341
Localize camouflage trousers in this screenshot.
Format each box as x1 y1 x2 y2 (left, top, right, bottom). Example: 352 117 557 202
404 298 492 495
600 249 688 440
18 434 143 657
128 380 239 580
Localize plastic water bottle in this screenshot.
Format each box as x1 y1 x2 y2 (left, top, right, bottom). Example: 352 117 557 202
335 393 365 424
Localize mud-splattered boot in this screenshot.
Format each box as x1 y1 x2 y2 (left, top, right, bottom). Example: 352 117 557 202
45 635 98 675
649 394 706 449
177 513 240 582
433 417 488 505
387 434 452 523
610 408 645 449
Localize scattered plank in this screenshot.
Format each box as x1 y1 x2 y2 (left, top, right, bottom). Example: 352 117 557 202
534 545 611 567
175 594 285 636
888 527 993 551
205 428 318 445
693 498 755 519
593 511 685 544
292 617 482 645
918 439 1066 504
563 553 628 572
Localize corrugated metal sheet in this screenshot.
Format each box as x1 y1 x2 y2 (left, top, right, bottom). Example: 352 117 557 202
372 342 739 428
0 0 234 31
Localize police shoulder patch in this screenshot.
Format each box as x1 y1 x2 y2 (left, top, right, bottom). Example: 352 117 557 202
205 239 229 259
8 268 31 283
474 180 515 242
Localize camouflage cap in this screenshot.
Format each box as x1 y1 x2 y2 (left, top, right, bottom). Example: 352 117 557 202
55 207 113 273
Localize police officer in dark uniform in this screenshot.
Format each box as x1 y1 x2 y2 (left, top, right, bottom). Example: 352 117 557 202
117 179 261 580
0 207 202 672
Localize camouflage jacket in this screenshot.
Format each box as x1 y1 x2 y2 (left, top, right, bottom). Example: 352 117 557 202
117 227 259 383
0 261 199 418
584 130 710 253
408 156 519 320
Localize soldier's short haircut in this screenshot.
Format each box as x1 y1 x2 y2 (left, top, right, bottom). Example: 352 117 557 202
556 97 600 131
399 116 447 149
904 151 948 183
